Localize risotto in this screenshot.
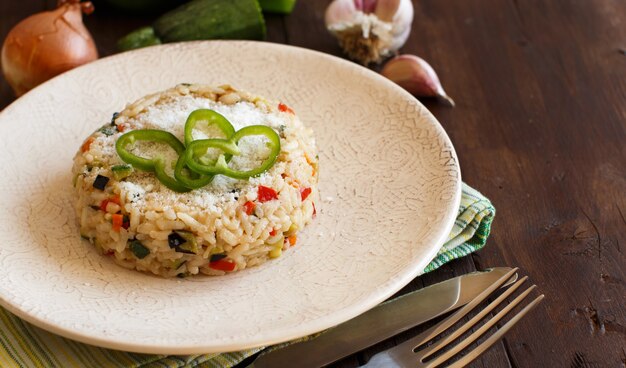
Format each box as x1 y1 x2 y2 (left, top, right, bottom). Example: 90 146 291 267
72 84 318 277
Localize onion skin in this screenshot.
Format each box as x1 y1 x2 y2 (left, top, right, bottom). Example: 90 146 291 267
1 2 98 96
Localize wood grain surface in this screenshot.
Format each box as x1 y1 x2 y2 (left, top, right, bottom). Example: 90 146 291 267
1 0 625 367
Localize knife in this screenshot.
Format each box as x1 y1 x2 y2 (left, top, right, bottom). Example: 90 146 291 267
249 267 517 368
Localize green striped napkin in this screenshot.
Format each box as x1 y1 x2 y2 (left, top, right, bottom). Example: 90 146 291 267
0 183 494 368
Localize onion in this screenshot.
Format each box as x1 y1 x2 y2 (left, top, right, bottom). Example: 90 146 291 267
1 0 98 97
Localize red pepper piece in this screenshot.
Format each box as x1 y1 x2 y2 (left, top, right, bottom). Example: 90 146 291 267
278 103 294 114
99 199 110 212
111 214 123 232
258 185 278 202
99 195 121 212
209 259 236 272
300 187 312 201
81 137 95 153
122 215 130 230
269 229 277 236
243 201 256 215
288 235 297 246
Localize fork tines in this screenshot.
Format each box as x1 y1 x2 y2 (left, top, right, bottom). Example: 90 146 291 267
365 267 544 368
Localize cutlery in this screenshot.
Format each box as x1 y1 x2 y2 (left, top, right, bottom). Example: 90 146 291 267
362 267 544 367
249 267 517 368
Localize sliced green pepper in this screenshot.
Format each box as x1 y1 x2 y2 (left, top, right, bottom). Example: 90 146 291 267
184 138 241 175
173 109 237 188
185 125 280 180
174 153 214 189
154 159 191 192
184 109 235 146
114 110 281 191
115 129 190 192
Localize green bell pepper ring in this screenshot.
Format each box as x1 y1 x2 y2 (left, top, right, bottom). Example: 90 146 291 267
184 109 236 146
174 153 214 190
170 109 237 190
185 125 280 180
184 139 241 176
115 129 191 192
154 159 191 192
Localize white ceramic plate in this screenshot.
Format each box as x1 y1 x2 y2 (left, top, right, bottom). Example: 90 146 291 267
0 41 460 354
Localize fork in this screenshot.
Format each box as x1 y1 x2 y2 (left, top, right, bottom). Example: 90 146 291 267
362 268 544 367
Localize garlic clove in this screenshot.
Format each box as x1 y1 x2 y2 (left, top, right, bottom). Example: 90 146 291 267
387 0 414 52
324 0 359 26
374 0 401 22
362 0 378 13
381 54 455 107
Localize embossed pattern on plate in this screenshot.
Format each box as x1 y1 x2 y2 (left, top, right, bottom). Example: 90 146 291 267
0 41 461 354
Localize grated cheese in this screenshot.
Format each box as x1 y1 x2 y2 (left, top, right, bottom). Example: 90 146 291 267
107 95 293 210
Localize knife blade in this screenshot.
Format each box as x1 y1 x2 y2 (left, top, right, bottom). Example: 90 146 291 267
250 267 516 368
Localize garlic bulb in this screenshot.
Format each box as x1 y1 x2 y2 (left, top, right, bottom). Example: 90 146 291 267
325 0 414 65
381 54 455 106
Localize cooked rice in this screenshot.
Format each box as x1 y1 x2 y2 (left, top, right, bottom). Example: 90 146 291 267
72 84 318 277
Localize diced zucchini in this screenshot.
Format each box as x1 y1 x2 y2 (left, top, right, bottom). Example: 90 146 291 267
209 253 227 262
112 164 134 180
170 230 199 254
129 240 150 259
98 124 117 136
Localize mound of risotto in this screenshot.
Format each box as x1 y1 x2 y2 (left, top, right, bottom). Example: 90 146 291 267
72 84 318 277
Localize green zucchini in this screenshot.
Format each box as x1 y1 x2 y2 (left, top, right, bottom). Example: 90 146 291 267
111 164 134 180
129 240 150 259
258 0 297 14
118 0 266 51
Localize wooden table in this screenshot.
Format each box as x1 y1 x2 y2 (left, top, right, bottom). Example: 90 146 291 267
1 1 625 367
